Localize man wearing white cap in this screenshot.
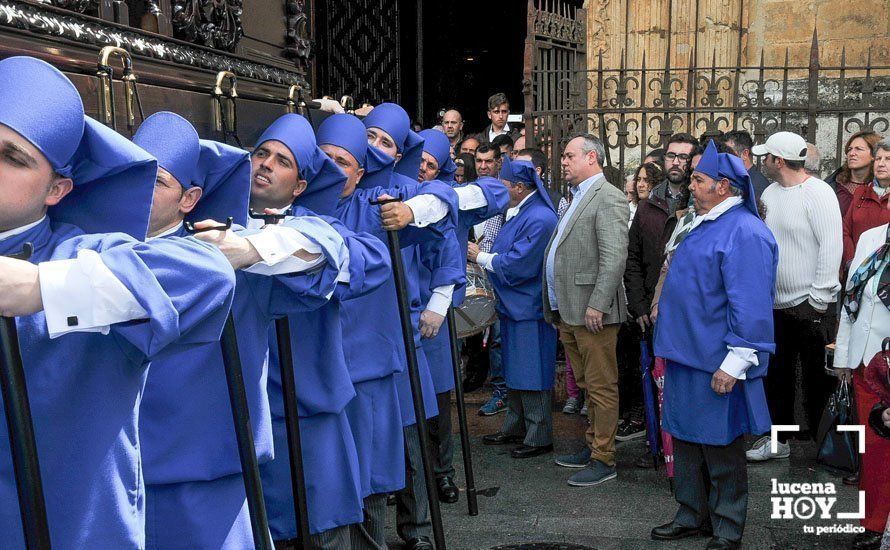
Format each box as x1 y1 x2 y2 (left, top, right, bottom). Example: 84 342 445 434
748 131 843 462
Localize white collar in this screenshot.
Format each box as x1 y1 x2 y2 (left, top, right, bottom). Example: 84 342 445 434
506 190 537 221
489 123 510 139
688 196 742 232
571 173 603 197
0 216 46 242
147 222 184 241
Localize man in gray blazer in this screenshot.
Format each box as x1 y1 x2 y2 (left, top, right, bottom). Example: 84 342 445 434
542 134 629 487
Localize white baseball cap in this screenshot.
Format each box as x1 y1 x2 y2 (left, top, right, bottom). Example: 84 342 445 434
751 131 808 161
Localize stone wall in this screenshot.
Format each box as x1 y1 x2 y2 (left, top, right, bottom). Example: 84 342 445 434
585 0 890 74
573 0 890 175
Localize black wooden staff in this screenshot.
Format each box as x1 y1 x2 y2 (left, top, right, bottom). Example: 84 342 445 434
369 197 446 549
186 220 273 550
0 243 51 549
445 308 478 516
249 210 312 548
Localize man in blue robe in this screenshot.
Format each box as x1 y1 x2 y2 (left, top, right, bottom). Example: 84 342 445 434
0 57 236 549
245 113 395 549
365 105 479 550
416 128 509 503
651 141 778 550
469 158 559 458
132 111 355 549
318 111 460 549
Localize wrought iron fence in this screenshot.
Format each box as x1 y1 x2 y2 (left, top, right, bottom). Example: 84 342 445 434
528 31 890 195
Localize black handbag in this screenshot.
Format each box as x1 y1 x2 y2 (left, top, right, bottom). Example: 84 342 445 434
816 378 860 474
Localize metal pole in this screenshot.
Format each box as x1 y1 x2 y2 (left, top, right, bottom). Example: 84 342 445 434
445 308 478 516
370 198 446 549
248 211 312 548
0 243 50 550
219 313 274 549
274 318 312 548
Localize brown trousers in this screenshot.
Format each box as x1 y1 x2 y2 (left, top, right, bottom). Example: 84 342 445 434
559 322 620 466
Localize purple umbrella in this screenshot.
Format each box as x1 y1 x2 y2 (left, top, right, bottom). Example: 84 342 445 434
639 331 660 470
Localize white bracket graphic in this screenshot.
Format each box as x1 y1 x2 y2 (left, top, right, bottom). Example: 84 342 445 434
837 425 866 453
771 425 800 453
837 491 866 520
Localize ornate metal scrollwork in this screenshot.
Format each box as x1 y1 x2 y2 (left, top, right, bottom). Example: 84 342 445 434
0 0 307 88
532 7 583 43
42 0 96 14
283 0 311 66
172 0 243 52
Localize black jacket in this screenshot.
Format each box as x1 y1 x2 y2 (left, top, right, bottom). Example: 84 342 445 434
623 181 682 319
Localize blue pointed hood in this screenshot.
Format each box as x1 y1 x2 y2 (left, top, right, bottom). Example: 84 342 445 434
362 102 424 181
255 113 347 216
695 139 758 216
318 113 395 190
500 156 555 213
419 128 457 181
134 112 250 226
0 56 157 239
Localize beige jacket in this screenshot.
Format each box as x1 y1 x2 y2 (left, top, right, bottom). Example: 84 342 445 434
542 175 629 326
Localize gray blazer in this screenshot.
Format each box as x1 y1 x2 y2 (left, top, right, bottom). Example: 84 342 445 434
542 175 629 327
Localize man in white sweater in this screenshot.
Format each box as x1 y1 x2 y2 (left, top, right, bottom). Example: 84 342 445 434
748 131 843 461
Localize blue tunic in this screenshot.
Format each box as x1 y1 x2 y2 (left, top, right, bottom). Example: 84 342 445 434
335 182 456 426
141 221 344 548
333 181 455 497
418 230 465 394
0 218 235 550
654 203 778 445
419 178 510 394
259 207 389 537
487 193 559 391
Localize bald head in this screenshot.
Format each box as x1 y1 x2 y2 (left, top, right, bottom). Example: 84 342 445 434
442 110 464 141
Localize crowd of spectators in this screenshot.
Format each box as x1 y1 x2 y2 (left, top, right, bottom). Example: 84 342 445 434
446 92 890 550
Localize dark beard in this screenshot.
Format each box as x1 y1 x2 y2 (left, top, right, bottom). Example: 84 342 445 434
666 169 688 185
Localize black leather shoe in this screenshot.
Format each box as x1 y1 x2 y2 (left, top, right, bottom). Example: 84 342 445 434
482 432 524 445
635 451 660 469
650 521 705 540
510 443 553 458
706 537 740 550
843 471 861 485
437 476 459 504
852 530 883 550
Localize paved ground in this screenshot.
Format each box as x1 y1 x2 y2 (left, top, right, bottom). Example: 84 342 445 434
383 389 862 550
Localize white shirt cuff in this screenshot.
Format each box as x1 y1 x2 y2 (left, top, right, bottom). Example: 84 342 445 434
454 185 488 211
243 225 326 276
38 249 149 339
475 251 497 272
718 346 759 380
405 194 449 227
426 285 454 316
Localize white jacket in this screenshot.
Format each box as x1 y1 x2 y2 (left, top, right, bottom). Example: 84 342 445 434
834 223 890 369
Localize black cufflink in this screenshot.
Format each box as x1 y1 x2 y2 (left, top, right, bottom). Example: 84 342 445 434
67 316 79 327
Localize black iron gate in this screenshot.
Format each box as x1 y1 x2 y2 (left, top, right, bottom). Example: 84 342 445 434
524 2 890 195
522 0 586 191
314 0 402 106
